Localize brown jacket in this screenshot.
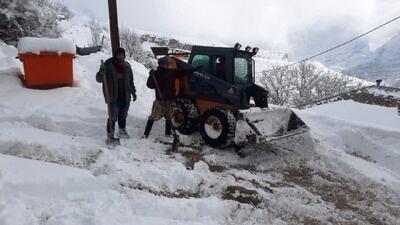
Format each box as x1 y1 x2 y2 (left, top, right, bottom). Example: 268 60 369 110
147 67 195 100
96 58 136 103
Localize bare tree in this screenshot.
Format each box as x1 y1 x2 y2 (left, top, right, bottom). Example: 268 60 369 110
291 61 322 107
120 28 144 59
88 16 103 46
259 65 293 106
316 71 348 99
259 61 367 108
120 28 155 68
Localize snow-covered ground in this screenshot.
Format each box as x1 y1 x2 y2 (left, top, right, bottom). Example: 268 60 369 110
1 33 400 224
297 101 400 185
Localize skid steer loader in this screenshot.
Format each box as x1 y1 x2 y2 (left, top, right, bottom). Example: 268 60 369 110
151 44 308 148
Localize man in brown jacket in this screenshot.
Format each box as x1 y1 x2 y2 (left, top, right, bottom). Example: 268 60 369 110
96 48 136 140
144 56 196 138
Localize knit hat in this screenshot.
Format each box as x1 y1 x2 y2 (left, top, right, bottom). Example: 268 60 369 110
114 47 126 56
158 56 170 65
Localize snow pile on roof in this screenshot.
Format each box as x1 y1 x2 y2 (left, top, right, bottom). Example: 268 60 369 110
366 86 400 100
17 37 76 55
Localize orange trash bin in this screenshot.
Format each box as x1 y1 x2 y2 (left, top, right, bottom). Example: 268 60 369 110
17 37 76 89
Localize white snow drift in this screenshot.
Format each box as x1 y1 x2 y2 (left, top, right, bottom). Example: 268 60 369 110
17 37 76 55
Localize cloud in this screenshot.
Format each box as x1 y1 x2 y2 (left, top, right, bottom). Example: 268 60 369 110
60 0 400 57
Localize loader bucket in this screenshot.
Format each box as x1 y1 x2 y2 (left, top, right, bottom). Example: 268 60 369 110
235 106 309 145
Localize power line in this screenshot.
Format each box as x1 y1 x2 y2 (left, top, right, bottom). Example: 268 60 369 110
257 15 400 74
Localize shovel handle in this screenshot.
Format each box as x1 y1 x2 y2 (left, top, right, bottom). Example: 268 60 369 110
101 60 114 133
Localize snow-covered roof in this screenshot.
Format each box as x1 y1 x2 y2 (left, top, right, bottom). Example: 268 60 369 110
17 37 76 55
366 86 400 100
302 85 400 110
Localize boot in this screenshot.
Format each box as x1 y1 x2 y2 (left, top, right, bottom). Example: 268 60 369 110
106 120 120 146
143 120 154 138
107 131 115 139
107 119 116 134
119 128 130 139
165 120 172 136
106 130 120 146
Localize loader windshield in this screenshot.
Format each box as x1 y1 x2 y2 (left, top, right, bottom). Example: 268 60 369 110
234 57 253 87
192 54 211 73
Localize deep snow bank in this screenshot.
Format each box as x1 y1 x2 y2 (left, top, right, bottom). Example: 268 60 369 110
297 100 400 186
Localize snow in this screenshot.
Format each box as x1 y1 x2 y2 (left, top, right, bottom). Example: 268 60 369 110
58 16 110 49
0 154 227 225
236 106 294 142
297 100 400 185
0 42 234 225
17 37 76 55
0 154 110 198
300 100 400 131
0 41 22 78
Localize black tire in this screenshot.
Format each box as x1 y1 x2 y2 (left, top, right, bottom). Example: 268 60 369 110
199 108 236 148
172 98 199 135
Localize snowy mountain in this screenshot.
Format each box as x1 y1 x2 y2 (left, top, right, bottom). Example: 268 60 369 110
319 33 400 88
319 39 372 71
345 33 400 87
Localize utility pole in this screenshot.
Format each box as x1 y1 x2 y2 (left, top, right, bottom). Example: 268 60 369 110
108 0 120 56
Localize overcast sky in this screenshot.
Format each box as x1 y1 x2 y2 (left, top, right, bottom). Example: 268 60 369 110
60 0 400 59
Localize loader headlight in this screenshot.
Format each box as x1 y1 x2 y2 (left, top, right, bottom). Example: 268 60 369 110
252 47 259 55
234 43 242 50
245 46 252 52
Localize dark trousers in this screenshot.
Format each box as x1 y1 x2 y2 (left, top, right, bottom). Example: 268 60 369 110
107 98 130 133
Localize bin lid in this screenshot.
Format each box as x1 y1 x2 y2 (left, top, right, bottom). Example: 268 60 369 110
18 37 76 55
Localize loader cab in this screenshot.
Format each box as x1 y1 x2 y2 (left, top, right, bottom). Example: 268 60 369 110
233 52 255 88
188 45 255 89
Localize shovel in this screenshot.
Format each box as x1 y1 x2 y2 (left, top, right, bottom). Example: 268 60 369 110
101 60 121 146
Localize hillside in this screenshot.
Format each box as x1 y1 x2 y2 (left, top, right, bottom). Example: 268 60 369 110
345 33 400 87
319 32 400 88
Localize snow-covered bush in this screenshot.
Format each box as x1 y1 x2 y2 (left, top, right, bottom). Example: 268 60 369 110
87 16 104 47
120 28 156 69
0 0 71 45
